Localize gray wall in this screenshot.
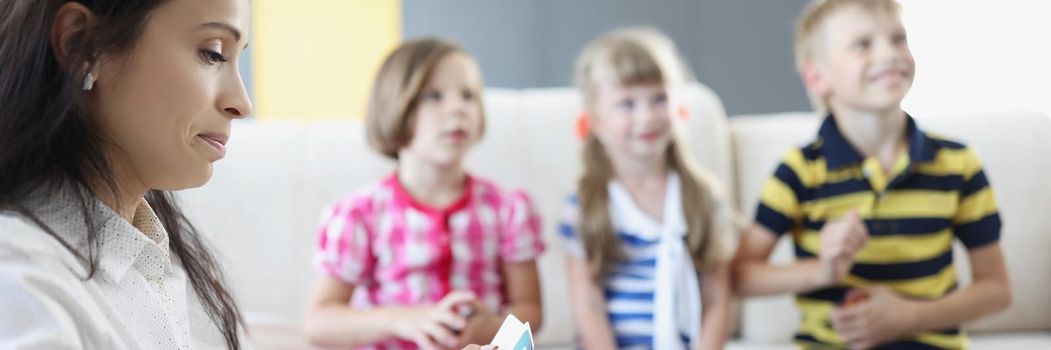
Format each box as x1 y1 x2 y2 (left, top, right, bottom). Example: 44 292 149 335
403 0 811 116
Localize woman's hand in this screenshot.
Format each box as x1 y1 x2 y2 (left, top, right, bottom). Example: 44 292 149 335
460 345 497 350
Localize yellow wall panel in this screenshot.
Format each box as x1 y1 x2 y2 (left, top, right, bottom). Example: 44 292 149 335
252 0 401 120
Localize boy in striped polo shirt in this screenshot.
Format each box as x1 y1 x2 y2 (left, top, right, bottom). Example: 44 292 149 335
733 1 1012 349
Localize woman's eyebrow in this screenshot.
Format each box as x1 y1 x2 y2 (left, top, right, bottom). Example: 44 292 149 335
199 21 242 42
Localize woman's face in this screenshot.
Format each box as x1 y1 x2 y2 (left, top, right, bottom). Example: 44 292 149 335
88 0 251 191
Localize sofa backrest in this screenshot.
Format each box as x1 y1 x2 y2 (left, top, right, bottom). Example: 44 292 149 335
177 84 733 346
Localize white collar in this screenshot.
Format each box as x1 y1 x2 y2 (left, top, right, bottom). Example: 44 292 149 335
607 171 686 241
26 184 173 283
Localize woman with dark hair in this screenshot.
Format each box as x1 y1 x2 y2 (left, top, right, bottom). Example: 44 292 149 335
0 0 251 348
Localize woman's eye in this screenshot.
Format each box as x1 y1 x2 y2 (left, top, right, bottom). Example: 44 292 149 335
201 50 228 64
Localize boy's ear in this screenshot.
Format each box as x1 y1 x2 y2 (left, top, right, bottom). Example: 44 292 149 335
801 61 831 99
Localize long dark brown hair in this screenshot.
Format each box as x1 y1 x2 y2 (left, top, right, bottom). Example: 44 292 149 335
0 1 243 348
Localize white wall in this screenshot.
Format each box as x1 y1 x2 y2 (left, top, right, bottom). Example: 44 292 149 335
901 0 1051 118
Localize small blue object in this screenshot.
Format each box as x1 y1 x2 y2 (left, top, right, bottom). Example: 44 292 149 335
512 331 533 350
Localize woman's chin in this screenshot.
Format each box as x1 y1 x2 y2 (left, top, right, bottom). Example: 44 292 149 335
150 165 213 191
185 165 214 189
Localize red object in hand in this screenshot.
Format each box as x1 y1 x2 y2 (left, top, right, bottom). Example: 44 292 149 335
841 288 871 308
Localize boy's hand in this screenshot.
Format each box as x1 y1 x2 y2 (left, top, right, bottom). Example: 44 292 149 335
818 209 869 286
831 286 918 350
394 290 478 350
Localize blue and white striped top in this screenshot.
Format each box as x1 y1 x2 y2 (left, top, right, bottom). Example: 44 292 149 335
559 181 696 349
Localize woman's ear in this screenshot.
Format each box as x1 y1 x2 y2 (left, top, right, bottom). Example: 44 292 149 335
50 2 95 69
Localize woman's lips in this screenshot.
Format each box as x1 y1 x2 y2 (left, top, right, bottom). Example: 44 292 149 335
197 133 228 159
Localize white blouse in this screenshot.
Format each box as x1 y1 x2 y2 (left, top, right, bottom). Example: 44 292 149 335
0 186 247 349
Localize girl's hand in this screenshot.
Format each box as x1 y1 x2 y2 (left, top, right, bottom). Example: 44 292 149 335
394 290 478 350
458 299 503 346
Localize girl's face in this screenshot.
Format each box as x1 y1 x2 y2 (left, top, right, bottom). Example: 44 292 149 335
88 0 251 191
401 53 484 167
590 81 675 162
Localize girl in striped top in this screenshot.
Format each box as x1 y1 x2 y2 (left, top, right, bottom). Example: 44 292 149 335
559 27 738 350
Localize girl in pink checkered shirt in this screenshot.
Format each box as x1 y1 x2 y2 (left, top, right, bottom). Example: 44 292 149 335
303 38 545 350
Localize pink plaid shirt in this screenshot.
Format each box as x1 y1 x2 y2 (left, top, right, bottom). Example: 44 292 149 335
315 173 545 349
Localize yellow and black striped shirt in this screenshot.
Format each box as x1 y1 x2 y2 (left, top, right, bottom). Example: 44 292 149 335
755 114 1001 350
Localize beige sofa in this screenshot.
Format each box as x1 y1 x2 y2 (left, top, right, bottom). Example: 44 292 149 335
177 84 1051 349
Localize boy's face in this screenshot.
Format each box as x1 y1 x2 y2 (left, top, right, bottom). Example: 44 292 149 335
808 6 915 113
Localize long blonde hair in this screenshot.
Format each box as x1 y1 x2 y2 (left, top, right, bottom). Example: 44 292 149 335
574 27 734 282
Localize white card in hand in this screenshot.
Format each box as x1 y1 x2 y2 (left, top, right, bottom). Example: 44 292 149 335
489 314 533 350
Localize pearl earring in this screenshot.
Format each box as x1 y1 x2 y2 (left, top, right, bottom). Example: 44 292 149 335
83 72 95 91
